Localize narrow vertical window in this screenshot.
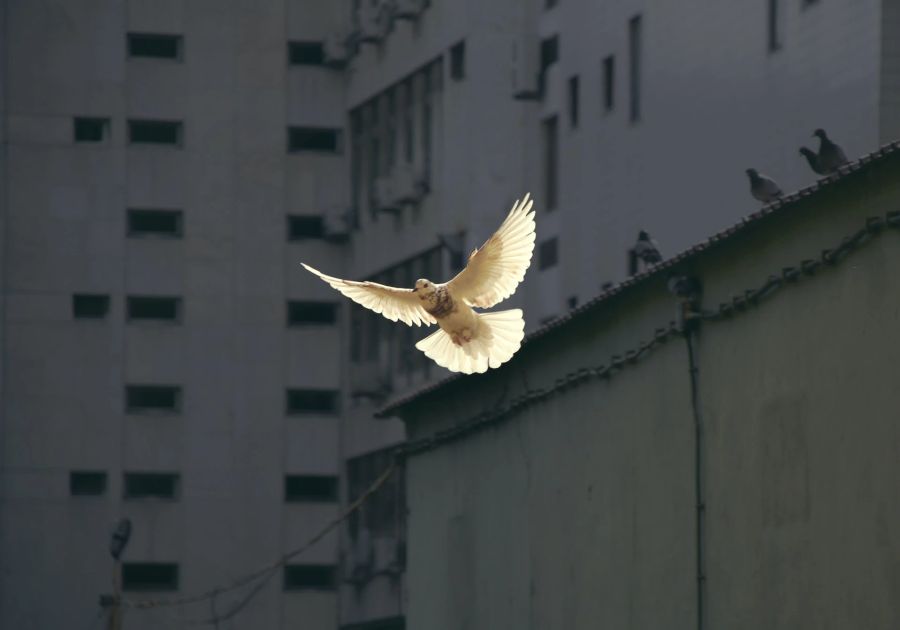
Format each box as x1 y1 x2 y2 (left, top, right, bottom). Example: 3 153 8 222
768 0 782 52
539 237 559 270
450 40 466 80
628 15 642 123
542 116 558 211
603 55 615 112
421 69 433 186
350 110 363 227
386 90 396 171
568 75 579 128
402 80 414 163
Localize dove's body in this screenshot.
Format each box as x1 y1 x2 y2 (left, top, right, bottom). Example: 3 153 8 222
301 194 536 374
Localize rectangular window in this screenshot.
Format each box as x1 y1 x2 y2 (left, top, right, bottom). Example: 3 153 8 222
628 15 642 122
283 565 336 591
421 67 433 185
450 40 466 80
70 471 107 496
539 237 559 270
568 75 579 128
402 80 414 164
385 90 397 170
288 127 341 153
542 116 558 210
127 296 181 322
284 475 338 502
128 120 183 146
288 41 325 65
287 301 338 326
73 117 109 143
768 0 781 52
287 215 325 240
123 473 180 500
122 563 179 591
126 385 182 413
603 55 615 112
73 294 110 319
539 35 559 94
127 33 182 60
350 110 363 224
127 209 183 238
286 388 339 415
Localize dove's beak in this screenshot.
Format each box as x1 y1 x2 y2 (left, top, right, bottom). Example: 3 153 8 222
412 287 418 293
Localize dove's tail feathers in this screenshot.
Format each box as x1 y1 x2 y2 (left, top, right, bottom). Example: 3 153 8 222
415 309 525 375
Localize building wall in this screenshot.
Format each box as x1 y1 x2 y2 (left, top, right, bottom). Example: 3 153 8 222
0 1 346 628
336 1 896 626
397 155 900 629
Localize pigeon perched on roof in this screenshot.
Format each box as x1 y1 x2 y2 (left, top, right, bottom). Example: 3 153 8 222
302 194 536 374
813 128 848 173
799 147 827 176
745 168 783 203
628 230 662 275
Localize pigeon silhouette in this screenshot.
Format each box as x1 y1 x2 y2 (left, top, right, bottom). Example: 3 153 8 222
813 128 848 174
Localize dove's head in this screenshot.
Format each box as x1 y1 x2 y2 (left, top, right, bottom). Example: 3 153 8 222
637 230 650 241
413 279 437 299
745 168 759 179
813 128 827 140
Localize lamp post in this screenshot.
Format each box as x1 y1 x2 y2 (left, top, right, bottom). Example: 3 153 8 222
103 518 132 630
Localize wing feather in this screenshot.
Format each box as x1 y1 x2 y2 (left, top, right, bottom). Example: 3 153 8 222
301 263 436 327
446 194 536 308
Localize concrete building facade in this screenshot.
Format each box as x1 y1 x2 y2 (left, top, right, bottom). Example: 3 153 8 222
1 1 350 628
384 145 900 630
3 1 900 629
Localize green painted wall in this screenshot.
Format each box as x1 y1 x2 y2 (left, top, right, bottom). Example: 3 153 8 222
397 154 900 630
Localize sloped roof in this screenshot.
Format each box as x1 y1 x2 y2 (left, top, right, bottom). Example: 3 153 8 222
376 140 900 418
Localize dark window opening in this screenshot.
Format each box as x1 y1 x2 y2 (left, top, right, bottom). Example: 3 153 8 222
127 33 182 60
74 117 109 142
127 296 181 322
539 237 559 270
288 41 325 65
122 563 179 591
127 209 183 238
287 301 338 326
287 215 326 240
603 55 615 112
70 471 107 496
73 294 110 319
286 388 339 414
568 75 579 128
567 295 578 309
129 120 182 146
539 35 559 93
283 564 336 591
288 127 341 153
126 385 181 413
123 473 180 500
768 0 781 52
449 40 466 80
628 15 642 122
542 116 558 210
284 475 338 502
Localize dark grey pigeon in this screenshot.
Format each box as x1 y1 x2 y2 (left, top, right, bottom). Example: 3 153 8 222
628 230 662 275
745 168 783 203
799 147 827 176
813 128 848 173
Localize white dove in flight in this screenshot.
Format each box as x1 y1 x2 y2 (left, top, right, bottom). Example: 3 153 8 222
301 194 536 374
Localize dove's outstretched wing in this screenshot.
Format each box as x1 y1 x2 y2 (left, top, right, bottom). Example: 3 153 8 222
446 193 536 308
301 263 436 327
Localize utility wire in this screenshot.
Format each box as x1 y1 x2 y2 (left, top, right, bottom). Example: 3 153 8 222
123 459 397 617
